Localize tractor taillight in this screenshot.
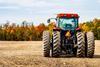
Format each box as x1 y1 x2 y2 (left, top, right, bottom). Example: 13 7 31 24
76 27 81 31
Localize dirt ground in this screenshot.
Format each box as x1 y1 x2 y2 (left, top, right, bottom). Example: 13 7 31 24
0 41 100 67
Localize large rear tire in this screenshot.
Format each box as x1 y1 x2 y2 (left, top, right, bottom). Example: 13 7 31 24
52 31 60 57
86 32 95 58
43 31 50 57
76 32 85 57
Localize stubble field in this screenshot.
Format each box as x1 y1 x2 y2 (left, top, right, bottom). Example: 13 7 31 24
0 41 100 67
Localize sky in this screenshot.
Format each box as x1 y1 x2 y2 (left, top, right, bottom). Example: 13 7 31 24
0 0 100 25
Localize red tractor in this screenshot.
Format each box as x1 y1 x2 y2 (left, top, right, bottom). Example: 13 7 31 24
43 13 95 57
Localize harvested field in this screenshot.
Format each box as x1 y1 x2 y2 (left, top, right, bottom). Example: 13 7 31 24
0 41 100 67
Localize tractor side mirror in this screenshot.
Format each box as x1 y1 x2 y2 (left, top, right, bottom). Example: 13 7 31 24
47 18 57 23
47 19 50 23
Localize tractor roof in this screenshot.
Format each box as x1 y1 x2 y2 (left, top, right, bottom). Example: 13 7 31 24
57 13 79 18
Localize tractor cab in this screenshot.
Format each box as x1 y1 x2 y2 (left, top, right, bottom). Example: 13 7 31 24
48 13 79 30
57 13 79 30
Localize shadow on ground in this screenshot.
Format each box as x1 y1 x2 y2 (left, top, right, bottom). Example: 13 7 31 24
48 54 100 58
94 55 100 58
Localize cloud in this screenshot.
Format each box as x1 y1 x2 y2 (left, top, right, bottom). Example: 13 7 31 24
0 0 33 7
0 6 19 10
0 0 60 8
0 0 100 25
98 0 100 3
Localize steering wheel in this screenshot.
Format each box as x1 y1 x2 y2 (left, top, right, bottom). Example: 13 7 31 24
66 24 72 27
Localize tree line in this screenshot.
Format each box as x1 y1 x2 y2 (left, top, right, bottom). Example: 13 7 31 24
0 21 48 41
0 18 99 41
